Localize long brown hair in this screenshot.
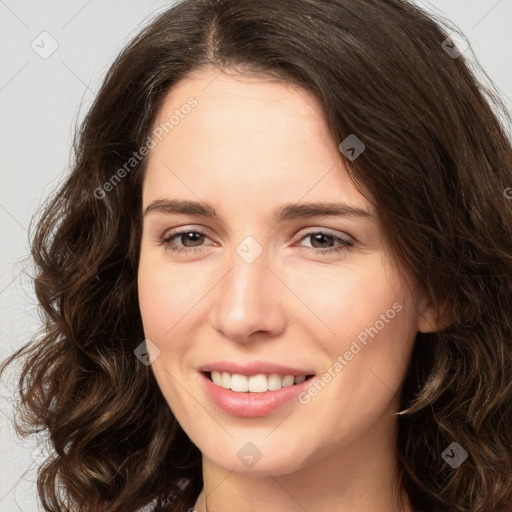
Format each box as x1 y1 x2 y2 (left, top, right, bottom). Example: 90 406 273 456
2 0 512 510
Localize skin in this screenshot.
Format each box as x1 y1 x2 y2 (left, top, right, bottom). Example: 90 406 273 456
137 66 438 512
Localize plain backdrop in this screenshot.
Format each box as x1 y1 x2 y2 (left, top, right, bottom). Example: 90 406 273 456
1 1 511 510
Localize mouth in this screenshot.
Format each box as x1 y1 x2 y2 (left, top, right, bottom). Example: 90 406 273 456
202 370 316 393
199 369 317 417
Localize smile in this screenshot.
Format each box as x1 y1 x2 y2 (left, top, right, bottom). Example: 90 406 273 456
207 371 313 393
199 371 317 417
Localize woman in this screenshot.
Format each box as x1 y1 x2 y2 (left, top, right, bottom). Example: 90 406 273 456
2 0 512 511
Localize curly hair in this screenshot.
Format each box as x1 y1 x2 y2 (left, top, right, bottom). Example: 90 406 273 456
2 0 512 510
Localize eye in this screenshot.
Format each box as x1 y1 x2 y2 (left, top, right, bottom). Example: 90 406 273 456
295 230 353 256
157 227 354 256
158 228 213 254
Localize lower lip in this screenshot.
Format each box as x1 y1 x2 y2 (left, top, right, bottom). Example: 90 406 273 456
200 372 315 418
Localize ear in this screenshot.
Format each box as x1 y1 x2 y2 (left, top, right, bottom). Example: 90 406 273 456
416 292 451 333
417 304 437 333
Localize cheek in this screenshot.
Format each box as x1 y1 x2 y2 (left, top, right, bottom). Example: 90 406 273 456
138 271 173 337
137 243 206 330
137 260 196 414
288 256 405 351
137 254 193 355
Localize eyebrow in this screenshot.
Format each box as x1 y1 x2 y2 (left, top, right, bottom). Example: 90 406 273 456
143 199 375 222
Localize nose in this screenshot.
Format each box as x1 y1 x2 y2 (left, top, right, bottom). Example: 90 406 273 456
209 245 288 344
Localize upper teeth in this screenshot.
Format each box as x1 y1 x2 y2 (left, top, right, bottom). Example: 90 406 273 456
210 371 307 393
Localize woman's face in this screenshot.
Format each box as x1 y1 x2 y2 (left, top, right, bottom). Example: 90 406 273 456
137 67 435 476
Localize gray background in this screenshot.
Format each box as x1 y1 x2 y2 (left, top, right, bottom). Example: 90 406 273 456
1 1 511 510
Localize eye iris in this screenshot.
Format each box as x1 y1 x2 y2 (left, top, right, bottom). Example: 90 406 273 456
311 233 334 248
182 232 203 247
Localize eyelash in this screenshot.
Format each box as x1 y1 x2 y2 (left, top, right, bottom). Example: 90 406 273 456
157 228 353 256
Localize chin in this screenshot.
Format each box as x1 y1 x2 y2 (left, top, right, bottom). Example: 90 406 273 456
198 436 316 477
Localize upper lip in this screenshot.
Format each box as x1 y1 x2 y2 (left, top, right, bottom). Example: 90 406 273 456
199 361 315 377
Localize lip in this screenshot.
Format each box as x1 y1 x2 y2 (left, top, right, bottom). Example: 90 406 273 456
199 368 316 418
199 360 315 377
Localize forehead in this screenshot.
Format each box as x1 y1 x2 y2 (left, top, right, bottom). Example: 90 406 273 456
143 68 371 213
